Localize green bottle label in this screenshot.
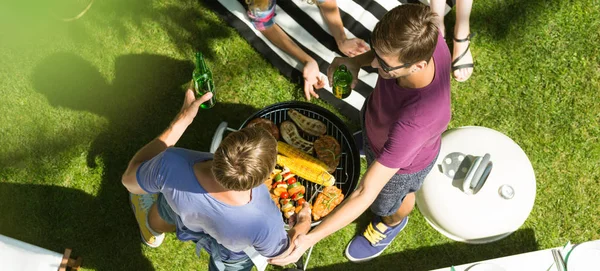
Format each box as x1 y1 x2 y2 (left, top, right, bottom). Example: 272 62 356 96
192 52 216 109
333 65 352 99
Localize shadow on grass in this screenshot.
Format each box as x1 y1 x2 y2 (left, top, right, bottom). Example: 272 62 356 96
309 228 538 271
0 182 151 270
18 52 258 270
0 0 231 60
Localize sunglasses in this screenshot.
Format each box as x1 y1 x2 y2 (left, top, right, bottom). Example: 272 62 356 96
369 38 413 73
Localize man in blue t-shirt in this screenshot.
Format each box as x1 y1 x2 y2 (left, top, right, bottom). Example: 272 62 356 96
122 89 311 271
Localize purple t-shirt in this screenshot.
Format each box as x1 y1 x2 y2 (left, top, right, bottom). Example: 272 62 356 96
365 33 451 174
136 148 288 260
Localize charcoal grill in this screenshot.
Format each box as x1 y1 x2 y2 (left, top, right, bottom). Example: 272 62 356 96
210 101 360 270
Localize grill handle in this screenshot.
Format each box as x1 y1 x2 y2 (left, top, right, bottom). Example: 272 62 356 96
462 153 492 195
210 122 237 153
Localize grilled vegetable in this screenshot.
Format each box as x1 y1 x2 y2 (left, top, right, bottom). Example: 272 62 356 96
280 121 313 153
287 109 327 136
282 173 296 181
281 202 295 213
291 192 304 201
264 169 283 189
277 155 335 187
277 141 329 171
286 177 297 185
296 198 306 206
314 135 342 173
287 183 306 197
273 186 287 197
271 181 285 189
280 191 290 199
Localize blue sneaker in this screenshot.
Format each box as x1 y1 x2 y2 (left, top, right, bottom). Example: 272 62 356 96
345 216 409 262
353 131 365 158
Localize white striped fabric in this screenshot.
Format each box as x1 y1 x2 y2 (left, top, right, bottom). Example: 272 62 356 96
211 0 453 121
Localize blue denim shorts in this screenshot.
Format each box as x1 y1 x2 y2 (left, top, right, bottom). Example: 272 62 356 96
363 138 437 217
156 194 254 271
156 193 177 225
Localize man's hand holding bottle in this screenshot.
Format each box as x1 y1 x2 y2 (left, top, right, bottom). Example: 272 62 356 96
327 57 361 90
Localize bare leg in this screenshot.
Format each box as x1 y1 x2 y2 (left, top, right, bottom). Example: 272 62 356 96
454 0 473 39
452 0 474 82
381 193 415 227
430 0 447 35
148 203 176 233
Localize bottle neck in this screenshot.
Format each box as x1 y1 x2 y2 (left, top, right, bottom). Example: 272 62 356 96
195 53 207 72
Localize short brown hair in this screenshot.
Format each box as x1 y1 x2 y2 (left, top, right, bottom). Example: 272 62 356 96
212 126 277 191
371 4 439 64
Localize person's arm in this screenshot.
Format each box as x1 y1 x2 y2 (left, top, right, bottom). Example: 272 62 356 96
318 0 369 57
273 203 312 257
307 162 398 240
261 25 313 67
269 162 399 265
253 203 312 258
121 89 213 194
261 25 325 100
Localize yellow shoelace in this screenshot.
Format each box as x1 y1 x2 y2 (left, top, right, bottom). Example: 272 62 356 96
364 223 387 245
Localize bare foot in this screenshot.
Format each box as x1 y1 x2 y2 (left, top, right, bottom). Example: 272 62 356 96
452 37 474 82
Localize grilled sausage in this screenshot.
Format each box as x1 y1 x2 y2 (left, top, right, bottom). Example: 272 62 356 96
287 109 327 136
314 135 341 173
247 118 280 140
280 121 313 153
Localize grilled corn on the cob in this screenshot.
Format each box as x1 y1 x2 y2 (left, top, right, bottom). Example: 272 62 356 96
277 155 335 187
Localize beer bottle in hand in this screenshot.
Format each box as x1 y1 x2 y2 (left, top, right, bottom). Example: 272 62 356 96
333 64 352 99
192 52 216 109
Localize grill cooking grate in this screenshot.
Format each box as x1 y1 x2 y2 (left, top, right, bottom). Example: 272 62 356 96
240 102 360 227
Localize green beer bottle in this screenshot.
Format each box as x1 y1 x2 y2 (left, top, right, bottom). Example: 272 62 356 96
333 64 352 99
192 52 216 109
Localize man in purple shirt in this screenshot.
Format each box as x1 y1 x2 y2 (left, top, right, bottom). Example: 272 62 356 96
122 89 311 271
271 4 451 264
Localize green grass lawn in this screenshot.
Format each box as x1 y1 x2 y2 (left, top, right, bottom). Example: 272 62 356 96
0 0 598 270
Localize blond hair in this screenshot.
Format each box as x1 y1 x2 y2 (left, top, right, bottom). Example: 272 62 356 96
212 126 277 191
371 4 439 64
246 0 270 10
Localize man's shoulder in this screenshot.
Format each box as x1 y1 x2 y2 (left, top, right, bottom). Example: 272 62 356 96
164 147 212 162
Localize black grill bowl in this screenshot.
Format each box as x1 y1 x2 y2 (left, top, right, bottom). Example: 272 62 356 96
240 102 360 227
